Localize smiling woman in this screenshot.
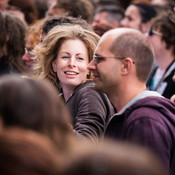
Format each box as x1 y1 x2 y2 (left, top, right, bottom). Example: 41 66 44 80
34 24 115 143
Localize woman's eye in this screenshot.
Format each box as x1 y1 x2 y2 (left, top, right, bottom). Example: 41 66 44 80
77 57 84 61
62 56 70 59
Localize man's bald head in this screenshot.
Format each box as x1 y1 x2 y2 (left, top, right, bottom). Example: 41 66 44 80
98 28 154 82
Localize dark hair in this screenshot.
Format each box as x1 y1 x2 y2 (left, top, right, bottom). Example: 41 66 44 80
42 16 92 35
150 10 175 57
95 5 124 17
134 3 157 23
0 12 27 73
56 0 94 23
33 0 48 19
8 0 38 24
97 0 121 6
0 75 73 150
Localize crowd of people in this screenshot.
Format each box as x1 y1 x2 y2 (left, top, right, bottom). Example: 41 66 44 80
0 0 175 175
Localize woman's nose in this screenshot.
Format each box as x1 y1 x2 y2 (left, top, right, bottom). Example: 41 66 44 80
68 57 76 67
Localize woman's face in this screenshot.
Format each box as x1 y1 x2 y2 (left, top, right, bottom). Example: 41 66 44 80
52 39 89 90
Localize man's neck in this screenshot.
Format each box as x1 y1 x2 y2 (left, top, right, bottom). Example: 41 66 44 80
108 83 146 111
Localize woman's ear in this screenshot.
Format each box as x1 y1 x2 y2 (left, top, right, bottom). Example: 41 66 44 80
52 60 57 72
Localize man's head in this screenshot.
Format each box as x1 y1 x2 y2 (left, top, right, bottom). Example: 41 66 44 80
92 5 124 36
120 3 157 33
88 28 154 94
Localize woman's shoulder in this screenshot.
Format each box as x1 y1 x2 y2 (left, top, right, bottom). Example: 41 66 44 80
75 81 98 94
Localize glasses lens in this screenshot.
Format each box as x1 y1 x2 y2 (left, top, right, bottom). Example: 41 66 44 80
25 47 34 57
148 28 153 37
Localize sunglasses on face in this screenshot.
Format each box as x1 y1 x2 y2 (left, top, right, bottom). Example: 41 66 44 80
93 55 135 64
25 47 34 58
148 28 162 37
93 55 126 64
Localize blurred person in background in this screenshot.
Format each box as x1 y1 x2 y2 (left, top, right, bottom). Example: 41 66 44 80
0 128 63 175
47 0 94 23
120 2 157 33
0 12 27 76
0 0 9 11
33 0 48 19
7 0 38 25
92 5 124 36
63 140 168 175
0 75 74 151
146 11 175 99
22 19 45 76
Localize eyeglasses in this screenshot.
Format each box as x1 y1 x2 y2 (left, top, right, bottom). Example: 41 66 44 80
93 55 126 64
25 47 34 57
148 28 162 38
93 55 135 64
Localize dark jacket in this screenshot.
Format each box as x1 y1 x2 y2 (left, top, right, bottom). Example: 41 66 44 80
65 81 115 143
147 60 175 99
105 91 175 175
0 56 20 76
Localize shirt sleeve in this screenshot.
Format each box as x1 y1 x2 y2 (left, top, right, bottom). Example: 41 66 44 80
73 87 113 143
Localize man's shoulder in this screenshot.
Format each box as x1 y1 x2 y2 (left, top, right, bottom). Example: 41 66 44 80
109 96 175 127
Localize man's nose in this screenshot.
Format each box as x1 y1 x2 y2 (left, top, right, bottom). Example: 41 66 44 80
87 59 96 70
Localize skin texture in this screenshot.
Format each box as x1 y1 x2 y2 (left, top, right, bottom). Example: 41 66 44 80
88 28 148 110
120 5 149 33
52 39 89 101
92 11 119 36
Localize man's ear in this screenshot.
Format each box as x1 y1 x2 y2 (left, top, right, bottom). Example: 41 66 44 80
52 60 57 72
121 57 133 75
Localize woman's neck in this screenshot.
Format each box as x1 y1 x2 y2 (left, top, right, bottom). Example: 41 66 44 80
156 51 174 71
62 85 75 102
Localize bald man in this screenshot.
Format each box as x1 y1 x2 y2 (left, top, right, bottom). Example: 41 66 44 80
88 28 175 175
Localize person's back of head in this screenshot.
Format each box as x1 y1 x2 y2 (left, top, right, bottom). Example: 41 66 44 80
108 28 154 82
50 0 94 23
0 127 62 175
0 12 27 73
0 74 73 150
63 140 168 175
41 16 93 37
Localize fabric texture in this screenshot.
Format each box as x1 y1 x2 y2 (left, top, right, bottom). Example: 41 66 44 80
65 81 115 143
105 91 175 174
